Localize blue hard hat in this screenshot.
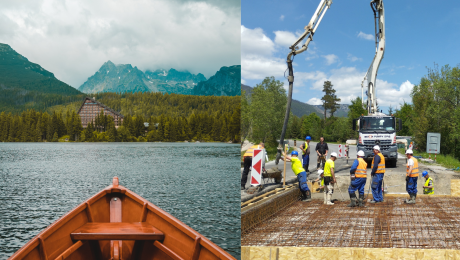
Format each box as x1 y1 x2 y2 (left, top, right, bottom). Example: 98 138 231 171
291 151 299 156
422 171 428 177
305 136 311 140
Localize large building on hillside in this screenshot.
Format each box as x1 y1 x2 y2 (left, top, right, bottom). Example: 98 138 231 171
77 97 124 128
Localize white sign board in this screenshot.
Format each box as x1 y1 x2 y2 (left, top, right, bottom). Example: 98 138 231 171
338 144 343 157
250 149 265 186
426 132 441 154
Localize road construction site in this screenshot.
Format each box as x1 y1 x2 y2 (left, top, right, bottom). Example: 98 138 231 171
241 141 460 259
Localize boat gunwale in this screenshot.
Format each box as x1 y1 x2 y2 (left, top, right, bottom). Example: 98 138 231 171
8 183 235 260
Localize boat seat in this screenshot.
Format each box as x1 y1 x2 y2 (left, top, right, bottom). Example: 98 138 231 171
70 222 165 240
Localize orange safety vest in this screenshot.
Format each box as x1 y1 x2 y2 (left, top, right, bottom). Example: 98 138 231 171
407 157 419 177
355 158 368 178
243 145 263 157
371 153 385 174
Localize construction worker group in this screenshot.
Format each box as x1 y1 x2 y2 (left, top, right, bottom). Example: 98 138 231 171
292 139 434 206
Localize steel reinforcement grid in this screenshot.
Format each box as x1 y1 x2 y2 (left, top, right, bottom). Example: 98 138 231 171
241 196 460 249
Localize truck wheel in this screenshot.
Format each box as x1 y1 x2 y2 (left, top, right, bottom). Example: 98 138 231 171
391 159 397 168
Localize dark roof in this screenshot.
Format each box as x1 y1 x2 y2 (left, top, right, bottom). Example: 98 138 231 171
77 97 124 118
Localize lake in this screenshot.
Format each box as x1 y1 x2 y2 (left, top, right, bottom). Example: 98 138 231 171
0 142 241 259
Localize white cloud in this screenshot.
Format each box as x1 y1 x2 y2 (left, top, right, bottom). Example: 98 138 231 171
280 15 284 21
241 78 246 84
294 66 413 109
273 30 297 49
347 53 361 62
322 54 339 65
241 25 286 80
0 0 240 88
357 31 374 41
307 98 323 105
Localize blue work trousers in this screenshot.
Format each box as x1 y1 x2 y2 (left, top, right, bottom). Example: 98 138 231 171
406 176 418 194
297 171 310 192
348 177 367 195
302 154 310 172
371 173 384 202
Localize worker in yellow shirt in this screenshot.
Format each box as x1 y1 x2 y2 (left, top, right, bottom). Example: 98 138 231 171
323 152 337 205
281 150 311 202
422 171 434 195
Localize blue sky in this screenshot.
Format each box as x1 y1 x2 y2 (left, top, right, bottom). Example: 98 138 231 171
241 0 460 112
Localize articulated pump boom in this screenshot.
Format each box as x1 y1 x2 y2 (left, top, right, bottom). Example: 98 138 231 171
354 0 402 167
276 0 332 164
362 0 385 114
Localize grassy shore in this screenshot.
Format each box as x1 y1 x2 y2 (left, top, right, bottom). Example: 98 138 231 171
398 148 460 170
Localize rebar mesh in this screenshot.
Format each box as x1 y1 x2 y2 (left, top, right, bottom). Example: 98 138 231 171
241 196 460 249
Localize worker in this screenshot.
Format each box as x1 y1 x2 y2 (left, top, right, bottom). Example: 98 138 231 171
281 150 311 202
405 149 419 203
241 143 265 190
370 145 385 203
347 150 368 207
422 171 434 195
314 169 326 203
300 136 311 173
315 137 329 169
323 152 337 205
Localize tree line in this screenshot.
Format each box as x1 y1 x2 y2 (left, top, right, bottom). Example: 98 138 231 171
0 93 241 143
242 77 360 148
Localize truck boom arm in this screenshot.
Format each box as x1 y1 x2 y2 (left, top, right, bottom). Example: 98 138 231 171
276 0 332 164
362 0 385 114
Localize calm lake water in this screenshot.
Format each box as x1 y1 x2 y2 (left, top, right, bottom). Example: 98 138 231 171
0 142 241 259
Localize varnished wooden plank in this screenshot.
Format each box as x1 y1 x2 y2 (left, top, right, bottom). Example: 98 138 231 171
153 241 184 260
70 222 164 240
53 241 85 260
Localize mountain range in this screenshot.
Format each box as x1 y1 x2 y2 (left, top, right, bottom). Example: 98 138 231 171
242 84 349 118
79 61 240 96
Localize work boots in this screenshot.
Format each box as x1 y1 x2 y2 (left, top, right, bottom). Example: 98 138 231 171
326 194 334 205
358 194 366 207
302 190 312 202
407 193 416 204
347 193 357 207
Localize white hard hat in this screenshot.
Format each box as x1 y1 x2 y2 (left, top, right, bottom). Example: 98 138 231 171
357 150 365 157
373 145 380 151
406 149 413 154
330 152 337 157
318 169 324 174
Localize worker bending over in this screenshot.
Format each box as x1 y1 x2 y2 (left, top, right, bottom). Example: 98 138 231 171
323 152 337 205
347 150 368 207
314 169 326 203
422 171 434 195
281 150 311 202
405 149 419 204
370 145 385 203
300 136 311 173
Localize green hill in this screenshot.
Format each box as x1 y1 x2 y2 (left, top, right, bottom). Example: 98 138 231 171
0 43 83 113
241 84 323 118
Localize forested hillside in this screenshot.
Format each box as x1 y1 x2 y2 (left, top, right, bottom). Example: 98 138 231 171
0 92 241 143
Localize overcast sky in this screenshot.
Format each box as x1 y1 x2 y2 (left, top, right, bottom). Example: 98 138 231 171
242 0 460 112
0 0 241 88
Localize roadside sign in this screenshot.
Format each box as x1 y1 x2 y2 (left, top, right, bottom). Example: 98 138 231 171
250 149 265 186
338 144 343 157
426 133 441 154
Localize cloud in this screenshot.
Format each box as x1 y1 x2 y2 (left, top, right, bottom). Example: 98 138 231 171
241 25 286 80
357 31 374 41
0 0 240 88
322 54 339 65
307 98 322 105
280 15 284 21
273 30 297 49
347 53 361 62
292 66 413 109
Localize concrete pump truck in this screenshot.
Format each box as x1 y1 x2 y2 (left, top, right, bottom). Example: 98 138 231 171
353 0 402 167
275 0 402 167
